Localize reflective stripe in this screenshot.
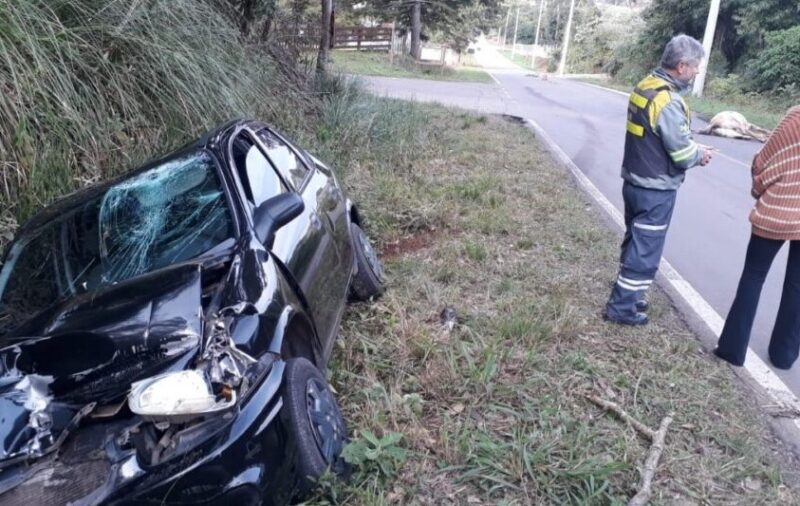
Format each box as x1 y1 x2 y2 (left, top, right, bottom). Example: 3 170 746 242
633 222 668 231
617 279 649 291
669 142 698 163
630 92 648 109
626 121 644 137
618 275 652 286
647 90 673 130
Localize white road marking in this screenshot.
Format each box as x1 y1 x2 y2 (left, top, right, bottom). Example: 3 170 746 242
567 77 629 98
523 116 800 430
717 151 750 168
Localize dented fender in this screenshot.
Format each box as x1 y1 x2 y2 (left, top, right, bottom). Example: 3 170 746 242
223 235 322 366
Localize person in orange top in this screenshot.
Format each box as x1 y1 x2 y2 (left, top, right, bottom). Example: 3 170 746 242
716 106 800 369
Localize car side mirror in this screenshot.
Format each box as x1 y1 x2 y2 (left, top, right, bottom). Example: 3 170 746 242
253 193 304 246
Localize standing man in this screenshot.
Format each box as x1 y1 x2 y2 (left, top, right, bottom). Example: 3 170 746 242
605 34 713 325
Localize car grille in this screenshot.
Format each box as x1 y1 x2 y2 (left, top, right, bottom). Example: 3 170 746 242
0 457 110 506
0 424 113 506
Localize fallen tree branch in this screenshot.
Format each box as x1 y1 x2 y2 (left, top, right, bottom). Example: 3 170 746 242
585 394 654 440
585 394 674 506
628 415 673 506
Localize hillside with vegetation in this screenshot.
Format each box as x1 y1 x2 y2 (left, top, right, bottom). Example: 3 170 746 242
0 2 263 226
496 0 799 127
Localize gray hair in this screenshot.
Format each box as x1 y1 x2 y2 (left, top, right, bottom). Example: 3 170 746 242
660 34 705 70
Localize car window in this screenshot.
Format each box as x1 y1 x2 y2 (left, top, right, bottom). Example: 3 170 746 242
0 151 235 332
232 133 286 207
256 129 310 189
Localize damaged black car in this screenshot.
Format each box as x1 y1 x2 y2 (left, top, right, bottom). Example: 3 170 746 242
0 119 385 505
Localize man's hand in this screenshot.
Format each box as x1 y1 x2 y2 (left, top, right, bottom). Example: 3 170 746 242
699 148 714 166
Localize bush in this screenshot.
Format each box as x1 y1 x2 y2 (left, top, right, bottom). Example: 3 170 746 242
747 25 800 93
571 4 644 75
607 39 652 86
313 76 430 177
705 74 747 98
0 0 311 222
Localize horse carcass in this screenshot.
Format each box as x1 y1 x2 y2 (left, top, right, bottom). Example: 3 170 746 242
697 111 771 142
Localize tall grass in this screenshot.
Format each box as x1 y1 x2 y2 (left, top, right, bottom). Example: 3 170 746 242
312 75 431 179
0 0 312 223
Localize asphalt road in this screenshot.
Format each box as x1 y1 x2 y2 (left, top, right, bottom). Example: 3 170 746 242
362 44 799 393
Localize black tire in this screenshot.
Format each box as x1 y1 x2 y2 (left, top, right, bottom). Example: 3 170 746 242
349 223 385 301
282 358 348 500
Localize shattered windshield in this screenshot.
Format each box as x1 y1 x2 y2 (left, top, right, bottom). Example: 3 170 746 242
0 151 234 332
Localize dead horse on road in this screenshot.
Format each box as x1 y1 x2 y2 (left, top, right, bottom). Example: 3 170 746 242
697 110 771 142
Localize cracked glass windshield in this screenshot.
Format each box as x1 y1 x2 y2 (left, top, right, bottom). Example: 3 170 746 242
0 151 234 332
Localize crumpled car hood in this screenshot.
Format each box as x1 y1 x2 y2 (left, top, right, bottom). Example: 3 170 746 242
0 263 205 467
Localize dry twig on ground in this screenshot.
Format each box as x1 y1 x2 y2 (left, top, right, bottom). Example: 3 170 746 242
586 394 674 506
629 415 673 506
586 394 654 439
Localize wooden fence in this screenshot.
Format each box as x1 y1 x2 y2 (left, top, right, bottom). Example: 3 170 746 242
333 26 393 51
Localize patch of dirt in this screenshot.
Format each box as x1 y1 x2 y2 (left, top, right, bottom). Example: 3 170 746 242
381 228 444 259
500 113 525 125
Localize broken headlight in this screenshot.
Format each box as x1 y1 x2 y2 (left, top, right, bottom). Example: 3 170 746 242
128 370 236 423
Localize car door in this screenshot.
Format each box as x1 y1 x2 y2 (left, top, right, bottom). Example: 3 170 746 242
253 127 351 354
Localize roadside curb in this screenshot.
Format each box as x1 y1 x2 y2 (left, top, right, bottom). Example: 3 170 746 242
520 115 800 456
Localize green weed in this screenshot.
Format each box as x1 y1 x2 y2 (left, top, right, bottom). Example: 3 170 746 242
343 431 408 480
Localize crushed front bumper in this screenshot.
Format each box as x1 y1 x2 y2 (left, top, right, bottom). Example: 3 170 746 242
0 360 296 506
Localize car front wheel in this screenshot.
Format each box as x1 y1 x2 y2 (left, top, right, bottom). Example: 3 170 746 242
349 223 385 301
282 358 348 499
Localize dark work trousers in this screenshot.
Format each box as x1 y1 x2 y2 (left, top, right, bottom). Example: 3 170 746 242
717 235 800 369
606 182 677 320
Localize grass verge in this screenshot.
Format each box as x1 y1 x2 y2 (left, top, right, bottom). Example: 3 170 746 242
685 96 785 132
497 48 538 72
331 50 494 84
572 77 631 95
312 95 797 504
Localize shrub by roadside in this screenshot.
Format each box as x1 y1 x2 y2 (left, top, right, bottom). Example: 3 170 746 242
0 0 313 230
313 93 798 504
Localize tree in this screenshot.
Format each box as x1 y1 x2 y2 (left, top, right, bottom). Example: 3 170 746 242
617 0 799 75
747 25 800 92
316 0 333 73
411 0 421 59
349 0 501 56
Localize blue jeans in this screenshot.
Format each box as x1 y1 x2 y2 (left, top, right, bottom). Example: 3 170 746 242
717 234 800 369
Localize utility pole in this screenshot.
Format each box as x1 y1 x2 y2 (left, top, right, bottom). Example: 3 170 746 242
502 7 511 48
557 0 576 76
532 0 545 67
692 0 721 97
511 4 521 57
